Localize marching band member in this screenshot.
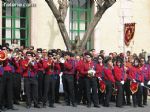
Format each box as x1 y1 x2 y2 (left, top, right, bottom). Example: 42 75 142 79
0 50 4 111
140 57 150 105
42 51 61 108
11 49 23 105
124 56 133 105
1 47 17 110
61 52 77 107
103 57 115 107
76 55 87 105
114 57 126 107
95 55 105 105
129 58 144 107
36 48 44 102
80 52 99 108
21 51 40 108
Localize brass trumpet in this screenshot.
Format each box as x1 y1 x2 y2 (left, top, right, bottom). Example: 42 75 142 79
0 51 7 61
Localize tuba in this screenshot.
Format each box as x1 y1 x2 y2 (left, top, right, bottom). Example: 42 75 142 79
0 51 7 61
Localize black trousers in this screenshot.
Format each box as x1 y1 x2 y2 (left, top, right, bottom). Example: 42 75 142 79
132 84 143 106
2 72 13 109
37 71 44 102
43 75 56 105
124 79 131 104
62 74 75 105
97 78 105 105
77 77 87 104
24 77 38 106
13 73 21 102
115 81 123 107
55 75 60 103
85 77 99 106
143 80 148 105
0 77 3 109
104 80 112 106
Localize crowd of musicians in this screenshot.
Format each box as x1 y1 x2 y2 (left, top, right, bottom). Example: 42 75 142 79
0 45 150 111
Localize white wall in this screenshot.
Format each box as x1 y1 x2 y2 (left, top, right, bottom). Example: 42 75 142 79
94 0 150 55
1 0 150 53
31 0 66 50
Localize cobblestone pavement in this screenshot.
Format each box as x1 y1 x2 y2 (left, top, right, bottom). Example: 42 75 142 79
4 100 150 112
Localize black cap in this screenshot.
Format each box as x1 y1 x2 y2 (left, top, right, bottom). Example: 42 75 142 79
26 51 32 56
30 46 34 50
84 52 93 58
14 48 19 52
97 55 104 60
104 56 112 64
64 52 72 57
116 56 123 63
48 52 53 57
37 48 42 53
31 52 36 57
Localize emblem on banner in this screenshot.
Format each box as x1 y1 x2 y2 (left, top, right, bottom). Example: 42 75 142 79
124 23 135 46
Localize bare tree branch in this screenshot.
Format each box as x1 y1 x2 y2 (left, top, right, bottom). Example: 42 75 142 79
45 0 116 53
79 0 116 51
45 0 71 51
58 0 69 22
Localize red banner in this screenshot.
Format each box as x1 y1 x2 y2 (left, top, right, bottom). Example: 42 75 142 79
124 23 135 46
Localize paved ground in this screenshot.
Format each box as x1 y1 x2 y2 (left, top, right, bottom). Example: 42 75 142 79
4 100 150 112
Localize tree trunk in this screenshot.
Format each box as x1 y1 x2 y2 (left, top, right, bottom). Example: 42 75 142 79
45 0 71 51
45 0 116 53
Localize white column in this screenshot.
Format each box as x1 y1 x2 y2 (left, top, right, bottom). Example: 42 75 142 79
119 0 134 53
30 0 38 48
0 1 2 44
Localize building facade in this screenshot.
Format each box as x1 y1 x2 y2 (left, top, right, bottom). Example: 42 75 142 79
0 0 150 54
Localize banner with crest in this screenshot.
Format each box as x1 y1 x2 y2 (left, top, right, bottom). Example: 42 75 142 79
124 23 135 46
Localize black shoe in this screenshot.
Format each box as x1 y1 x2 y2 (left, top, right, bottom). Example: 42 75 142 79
55 101 61 104
14 101 20 105
49 104 56 108
26 105 31 109
143 102 147 105
127 102 131 106
133 104 137 108
7 107 18 110
83 102 87 105
94 105 100 108
0 107 7 111
34 104 40 108
103 104 109 107
87 104 91 108
66 102 70 106
72 103 77 107
116 105 123 108
43 104 46 108
138 105 144 108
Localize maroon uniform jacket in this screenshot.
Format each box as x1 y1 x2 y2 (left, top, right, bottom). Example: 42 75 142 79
103 67 115 83
114 65 127 82
129 66 144 82
3 59 12 72
141 64 150 81
63 59 75 76
37 59 44 72
95 64 104 79
80 61 95 77
21 59 38 78
76 60 85 77
12 57 22 74
43 59 61 75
